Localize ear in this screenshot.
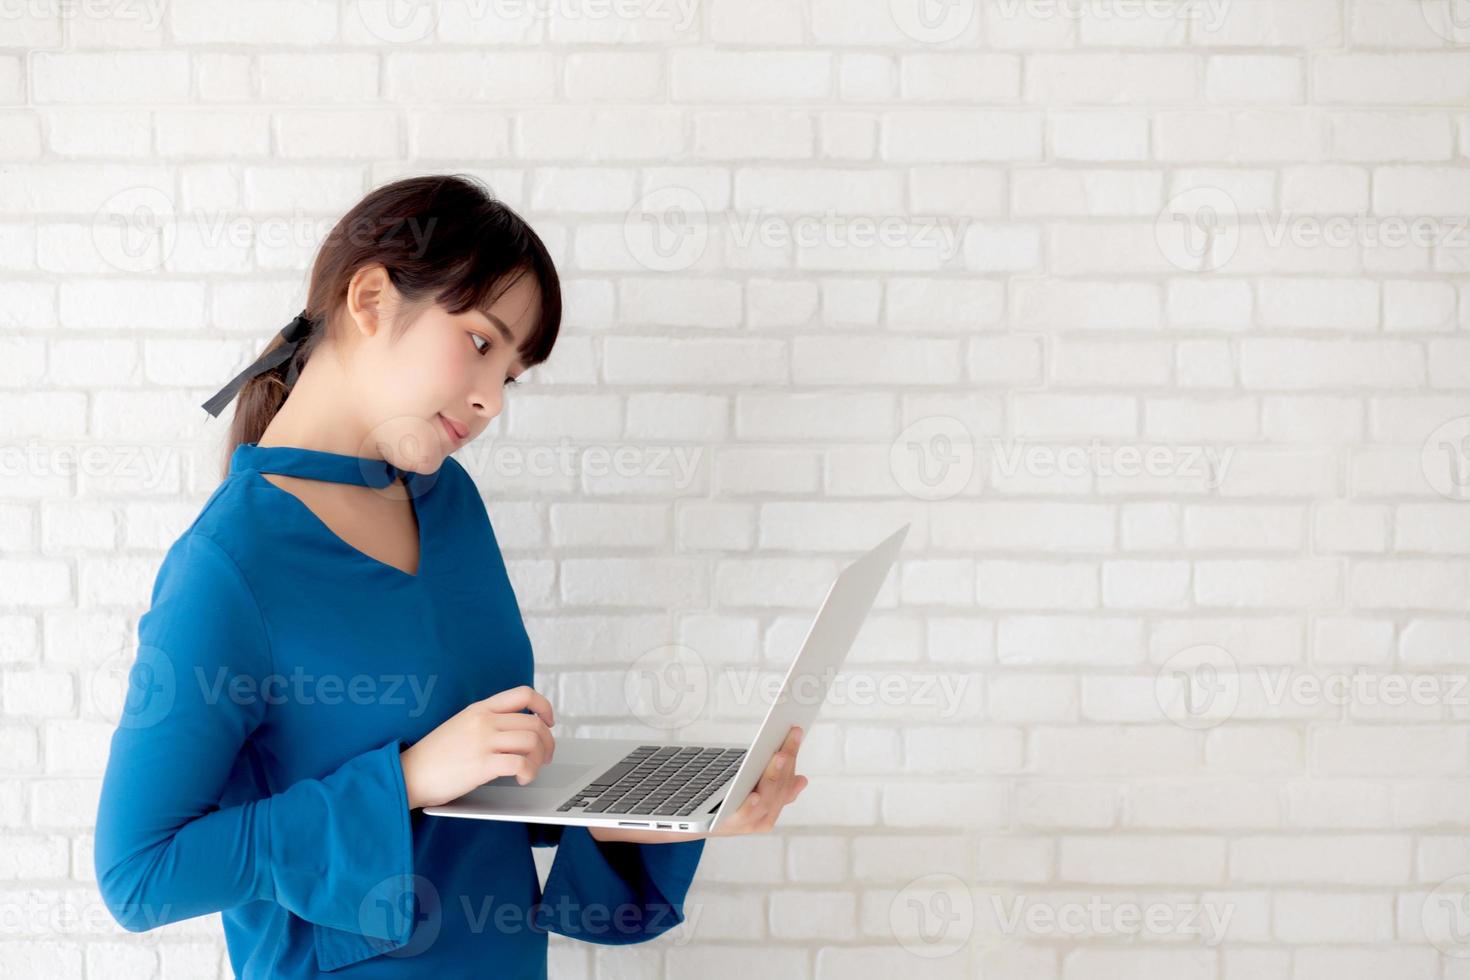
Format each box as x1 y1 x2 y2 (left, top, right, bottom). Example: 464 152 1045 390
345 264 395 338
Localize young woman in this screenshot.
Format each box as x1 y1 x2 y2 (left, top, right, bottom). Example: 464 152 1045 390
93 174 808 977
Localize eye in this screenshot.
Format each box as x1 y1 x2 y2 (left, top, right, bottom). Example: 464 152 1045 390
468 332 491 356
504 376 520 388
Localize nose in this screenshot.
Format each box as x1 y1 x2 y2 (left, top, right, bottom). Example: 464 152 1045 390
468 388 500 425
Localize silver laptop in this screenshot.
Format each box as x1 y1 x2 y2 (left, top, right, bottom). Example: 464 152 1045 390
423 523 909 834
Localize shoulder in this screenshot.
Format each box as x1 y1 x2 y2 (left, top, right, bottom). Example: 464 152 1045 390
142 475 276 657
141 526 273 675
433 453 511 551
436 452 490 522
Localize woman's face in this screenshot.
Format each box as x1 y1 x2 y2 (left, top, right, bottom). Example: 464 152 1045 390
349 268 539 475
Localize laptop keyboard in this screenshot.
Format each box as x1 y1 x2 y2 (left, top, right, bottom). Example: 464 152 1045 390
556 745 746 817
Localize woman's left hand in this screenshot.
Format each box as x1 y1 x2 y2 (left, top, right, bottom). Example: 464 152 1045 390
587 726 809 844
706 725 808 837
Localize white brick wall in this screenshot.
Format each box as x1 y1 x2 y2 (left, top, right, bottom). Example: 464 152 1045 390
2 1 1469 978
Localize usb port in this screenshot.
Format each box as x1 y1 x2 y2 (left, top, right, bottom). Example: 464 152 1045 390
656 823 672 829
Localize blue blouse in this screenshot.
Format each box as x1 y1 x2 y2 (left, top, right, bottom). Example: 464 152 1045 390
94 441 705 978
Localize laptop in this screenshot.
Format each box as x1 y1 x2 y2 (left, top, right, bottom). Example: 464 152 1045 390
423 523 910 834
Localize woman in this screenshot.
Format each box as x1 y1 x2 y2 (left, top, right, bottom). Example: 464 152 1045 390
94 174 809 978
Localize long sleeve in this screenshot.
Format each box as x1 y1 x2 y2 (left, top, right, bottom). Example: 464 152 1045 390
93 532 418 966
534 827 705 944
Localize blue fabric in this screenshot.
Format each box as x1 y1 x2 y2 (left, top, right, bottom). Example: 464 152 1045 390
95 442 705 978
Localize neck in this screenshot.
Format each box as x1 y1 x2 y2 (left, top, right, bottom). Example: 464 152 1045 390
255 343 380 461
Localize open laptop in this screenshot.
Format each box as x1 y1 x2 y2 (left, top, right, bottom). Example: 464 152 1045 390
423 523 910 834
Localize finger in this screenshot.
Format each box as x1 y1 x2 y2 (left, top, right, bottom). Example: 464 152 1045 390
489 728 550 768
488 750 541 786
761 747 797 801
483 685 555 729
785 774 808 805
785 725 804 752
740 791 768 828
494 712 556 764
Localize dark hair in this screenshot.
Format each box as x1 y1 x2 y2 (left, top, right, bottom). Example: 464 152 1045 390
221 173 561 476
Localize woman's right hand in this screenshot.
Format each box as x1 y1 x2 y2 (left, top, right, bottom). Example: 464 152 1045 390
399 685 556 810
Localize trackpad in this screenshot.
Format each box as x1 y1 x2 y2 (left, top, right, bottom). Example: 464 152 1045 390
486 761 595 791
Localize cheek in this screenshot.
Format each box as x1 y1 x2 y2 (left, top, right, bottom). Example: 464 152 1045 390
401 331 471 404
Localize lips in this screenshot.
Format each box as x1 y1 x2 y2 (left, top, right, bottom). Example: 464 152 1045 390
438 413 468 443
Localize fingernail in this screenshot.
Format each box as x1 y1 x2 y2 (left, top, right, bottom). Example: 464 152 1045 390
773 755 786 771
